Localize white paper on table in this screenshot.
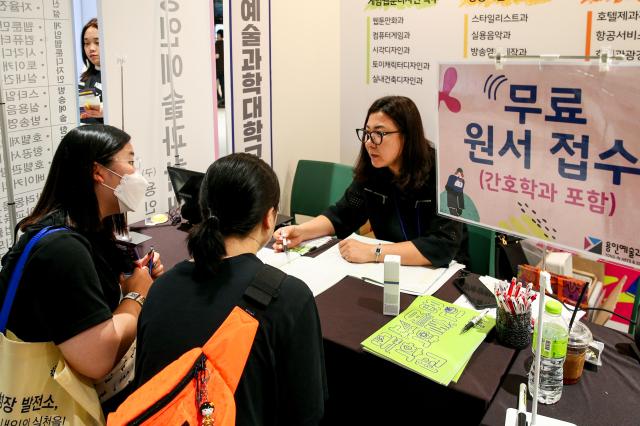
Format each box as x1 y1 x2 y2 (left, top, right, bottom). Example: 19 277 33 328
256 247 300 268
279 257 347 296
314 233 464 295
453 275 586 324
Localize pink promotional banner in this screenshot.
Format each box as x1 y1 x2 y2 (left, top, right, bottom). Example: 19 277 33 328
437 63 640 269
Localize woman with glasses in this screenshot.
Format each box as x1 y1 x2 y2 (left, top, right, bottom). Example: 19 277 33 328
274 95 467 267
0 124 163 414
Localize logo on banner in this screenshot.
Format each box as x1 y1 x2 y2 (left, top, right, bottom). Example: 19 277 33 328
584 236 602 254
438 67 461 113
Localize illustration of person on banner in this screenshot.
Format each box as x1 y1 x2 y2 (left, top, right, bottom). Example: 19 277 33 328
445 167 465 216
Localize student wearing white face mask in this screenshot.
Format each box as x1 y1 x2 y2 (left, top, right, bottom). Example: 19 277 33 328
0 124 164 416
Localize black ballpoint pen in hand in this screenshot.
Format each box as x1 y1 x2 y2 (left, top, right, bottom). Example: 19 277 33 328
460 308 490 334
146 247 155 276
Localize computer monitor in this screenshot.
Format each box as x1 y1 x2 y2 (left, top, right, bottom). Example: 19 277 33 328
167 166 205 226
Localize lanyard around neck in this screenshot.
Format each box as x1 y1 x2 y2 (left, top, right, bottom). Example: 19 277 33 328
393 193 422 241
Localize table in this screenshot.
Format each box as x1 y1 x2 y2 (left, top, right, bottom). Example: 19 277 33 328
128 221 518 423
316 275 517 424
481 323 640 426
128 213 292 269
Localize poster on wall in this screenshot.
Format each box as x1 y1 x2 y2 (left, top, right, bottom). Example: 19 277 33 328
228 0 272 164
0 0 77 255
100 0 218 223
340 0 640 164
437 62 640 269
340 0 640 316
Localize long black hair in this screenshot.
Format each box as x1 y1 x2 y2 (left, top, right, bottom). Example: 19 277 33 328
188 153 280 277
80 18 99 82
354 95 435 191
20 124 130 235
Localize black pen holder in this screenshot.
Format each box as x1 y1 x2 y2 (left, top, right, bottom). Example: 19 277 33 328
496 307 532 349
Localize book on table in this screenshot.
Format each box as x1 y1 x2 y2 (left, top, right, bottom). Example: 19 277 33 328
361 296 495 386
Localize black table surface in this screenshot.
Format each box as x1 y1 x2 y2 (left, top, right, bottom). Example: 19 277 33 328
127 222 524 424
315 273 518 424
481 323 640 426
128 213 292 269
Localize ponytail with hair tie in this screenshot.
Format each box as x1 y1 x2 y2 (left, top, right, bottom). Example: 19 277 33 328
207 214 220 229
188 153 280 278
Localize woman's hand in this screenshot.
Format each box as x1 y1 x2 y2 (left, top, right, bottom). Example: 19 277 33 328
145 251 165 279
131 251 165 280
272 225 303 252
80 104 103 119
338 239 375 263
121 265 153 296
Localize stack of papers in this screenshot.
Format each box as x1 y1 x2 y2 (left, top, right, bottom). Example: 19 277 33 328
313 234 464 295
361 296 495 385
257 233 464 297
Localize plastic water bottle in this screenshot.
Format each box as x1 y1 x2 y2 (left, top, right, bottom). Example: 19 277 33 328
528 299 568 404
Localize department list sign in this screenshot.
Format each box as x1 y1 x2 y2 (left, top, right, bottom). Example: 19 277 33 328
437 63 640 268
0 0 77 254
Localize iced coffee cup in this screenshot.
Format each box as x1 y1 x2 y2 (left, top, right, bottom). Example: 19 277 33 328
563 321 593 385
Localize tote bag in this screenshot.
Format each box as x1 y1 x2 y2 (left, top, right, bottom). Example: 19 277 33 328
0 226 105 425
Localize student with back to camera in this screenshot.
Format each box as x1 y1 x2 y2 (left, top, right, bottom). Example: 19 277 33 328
0 124 164 416
132 153 328 426
274 95 468 267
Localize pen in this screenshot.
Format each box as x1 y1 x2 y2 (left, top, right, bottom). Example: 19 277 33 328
361 276 384 285
460 309 489 334
518 383 528 426
282 236 289 253
146 247 155 276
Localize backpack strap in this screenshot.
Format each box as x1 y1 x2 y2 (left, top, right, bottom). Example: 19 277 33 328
198 265 287 396
200 263 286 357
0 226 66 333
241 263 286 315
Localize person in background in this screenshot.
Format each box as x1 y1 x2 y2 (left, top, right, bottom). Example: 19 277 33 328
79 18 103 123
274 95 468 267
215 29 225 108
134 153 327 426
0 125 163 414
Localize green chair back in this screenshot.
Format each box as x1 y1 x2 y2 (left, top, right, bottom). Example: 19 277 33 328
629 276 640 334
466 223 496 277
290 160 353 222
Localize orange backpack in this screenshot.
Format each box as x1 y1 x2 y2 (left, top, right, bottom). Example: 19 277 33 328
107 264 285 426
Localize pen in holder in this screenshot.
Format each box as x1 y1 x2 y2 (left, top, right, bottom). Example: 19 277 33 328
494 278 535 349
496 306 532 349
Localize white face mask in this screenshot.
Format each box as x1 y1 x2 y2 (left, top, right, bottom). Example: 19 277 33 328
101 168 149 213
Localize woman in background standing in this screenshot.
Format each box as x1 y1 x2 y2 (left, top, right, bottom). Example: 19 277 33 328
79 18 104 123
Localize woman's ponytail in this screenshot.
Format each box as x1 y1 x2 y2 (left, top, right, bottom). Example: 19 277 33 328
187 214 226 278
187 153 280 279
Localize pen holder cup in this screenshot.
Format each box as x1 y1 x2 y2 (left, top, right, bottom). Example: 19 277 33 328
496 307 532 349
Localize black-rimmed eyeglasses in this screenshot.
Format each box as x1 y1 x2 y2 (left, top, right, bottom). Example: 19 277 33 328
355 128 401 145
